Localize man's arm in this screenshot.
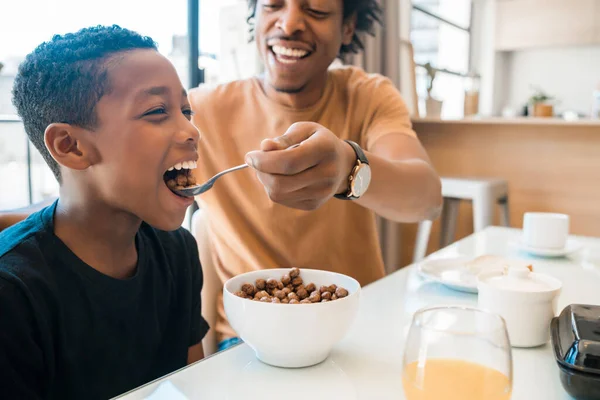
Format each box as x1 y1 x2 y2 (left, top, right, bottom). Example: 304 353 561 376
343 133 442 222
245 125 442 223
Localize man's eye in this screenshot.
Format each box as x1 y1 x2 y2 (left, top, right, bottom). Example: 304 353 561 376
308 8 329 18
263 4 281 11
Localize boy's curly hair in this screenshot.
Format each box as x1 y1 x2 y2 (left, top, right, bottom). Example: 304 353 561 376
12 25 157 183
246 0 383 55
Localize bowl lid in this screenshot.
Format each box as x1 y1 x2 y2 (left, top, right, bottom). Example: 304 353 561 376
478 267 561 293
551 304 600 375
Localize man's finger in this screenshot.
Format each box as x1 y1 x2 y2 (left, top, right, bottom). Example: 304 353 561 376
255 163 336 195
257 172 333 207
260 122 320 152
245 140 324 175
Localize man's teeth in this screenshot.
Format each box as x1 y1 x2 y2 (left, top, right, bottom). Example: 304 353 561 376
271 45 309 59
278 58 297 65
167 161 197 172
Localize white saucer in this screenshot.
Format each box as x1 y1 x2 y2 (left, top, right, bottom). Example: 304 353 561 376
418 257 479 293
418 256 533 294
512 238 584 258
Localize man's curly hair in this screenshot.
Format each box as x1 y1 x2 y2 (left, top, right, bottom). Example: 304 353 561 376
247 0 383 55
12 25 157 183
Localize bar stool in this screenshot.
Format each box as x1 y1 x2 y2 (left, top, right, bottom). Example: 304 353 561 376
412 177 510 263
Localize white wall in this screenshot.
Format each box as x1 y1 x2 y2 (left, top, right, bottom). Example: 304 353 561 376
472 1 600 117
470 0 497 116
502 45 600 116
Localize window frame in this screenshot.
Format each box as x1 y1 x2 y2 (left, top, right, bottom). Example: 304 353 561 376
411 1 475 80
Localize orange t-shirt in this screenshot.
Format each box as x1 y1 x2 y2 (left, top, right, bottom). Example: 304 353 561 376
189 66 416 341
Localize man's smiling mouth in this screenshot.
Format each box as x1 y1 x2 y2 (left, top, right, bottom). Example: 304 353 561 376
269 45 312 64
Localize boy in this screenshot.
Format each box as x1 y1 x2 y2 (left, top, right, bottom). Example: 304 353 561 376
0 25 209 399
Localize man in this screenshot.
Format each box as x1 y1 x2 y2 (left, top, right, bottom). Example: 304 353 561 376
189 0 442 350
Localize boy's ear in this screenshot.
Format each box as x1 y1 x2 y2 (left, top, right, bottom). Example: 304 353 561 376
44 123 99 171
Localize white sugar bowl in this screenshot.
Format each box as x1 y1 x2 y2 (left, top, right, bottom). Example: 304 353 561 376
477 267 562 348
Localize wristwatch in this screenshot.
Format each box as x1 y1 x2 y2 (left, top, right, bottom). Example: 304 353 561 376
334 140 371 200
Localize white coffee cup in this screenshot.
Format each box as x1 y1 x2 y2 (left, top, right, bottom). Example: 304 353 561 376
523 212 569 249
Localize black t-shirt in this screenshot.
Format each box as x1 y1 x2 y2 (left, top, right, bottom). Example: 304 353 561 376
0 201 209 399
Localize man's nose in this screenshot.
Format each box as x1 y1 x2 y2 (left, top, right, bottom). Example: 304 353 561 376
276 4 306 36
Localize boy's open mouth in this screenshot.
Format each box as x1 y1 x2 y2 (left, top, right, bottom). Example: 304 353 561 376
163 161 197 196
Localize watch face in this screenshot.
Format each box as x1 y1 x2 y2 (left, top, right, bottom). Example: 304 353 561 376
352 164 371 197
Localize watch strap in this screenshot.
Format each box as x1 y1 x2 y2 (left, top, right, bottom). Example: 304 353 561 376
334 140 369 200
345 140 369 166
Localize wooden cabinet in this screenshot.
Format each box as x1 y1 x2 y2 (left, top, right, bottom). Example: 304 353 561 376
495 0 600 50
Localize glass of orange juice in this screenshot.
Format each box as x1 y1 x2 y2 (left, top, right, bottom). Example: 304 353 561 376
402 306 512 400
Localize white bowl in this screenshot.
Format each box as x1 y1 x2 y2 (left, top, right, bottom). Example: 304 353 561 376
223 268 361 368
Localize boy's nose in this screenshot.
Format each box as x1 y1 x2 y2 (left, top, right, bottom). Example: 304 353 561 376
177 123 201 146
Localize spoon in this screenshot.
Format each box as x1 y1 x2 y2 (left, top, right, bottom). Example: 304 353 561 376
174 143 300 197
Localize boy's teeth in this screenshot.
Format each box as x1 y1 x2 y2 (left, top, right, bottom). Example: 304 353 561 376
167 160 197 172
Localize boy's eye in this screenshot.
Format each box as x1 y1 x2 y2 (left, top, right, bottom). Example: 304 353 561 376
182 108 195 120
144 107 167 117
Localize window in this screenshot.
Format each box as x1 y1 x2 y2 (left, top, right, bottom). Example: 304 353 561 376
0 0 189 210
199 0 262 85
410 0 475 118
0 118 30 209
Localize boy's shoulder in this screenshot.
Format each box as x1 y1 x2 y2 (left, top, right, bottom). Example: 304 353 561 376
0 206 51 264
0 206 55 294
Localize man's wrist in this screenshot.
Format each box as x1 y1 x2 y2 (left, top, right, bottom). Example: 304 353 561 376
336 140 357 195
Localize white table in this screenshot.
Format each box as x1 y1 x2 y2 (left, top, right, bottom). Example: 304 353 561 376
116 227 600 400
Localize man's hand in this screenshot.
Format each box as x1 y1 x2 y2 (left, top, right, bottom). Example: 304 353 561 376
245 122 355 211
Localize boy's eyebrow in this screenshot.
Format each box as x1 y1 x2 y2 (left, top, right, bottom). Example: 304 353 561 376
135 86 188 100
139 86 170 98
